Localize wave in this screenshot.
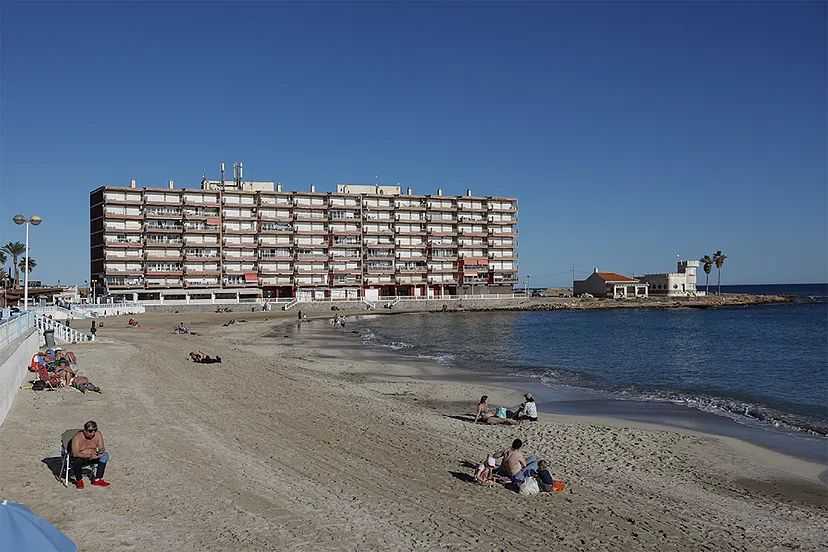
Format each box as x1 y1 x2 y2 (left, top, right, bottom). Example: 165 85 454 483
532 368 828 438
416 352 456 365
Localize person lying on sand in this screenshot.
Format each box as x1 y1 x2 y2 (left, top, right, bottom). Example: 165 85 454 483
189 351 222 364
71 375 102 394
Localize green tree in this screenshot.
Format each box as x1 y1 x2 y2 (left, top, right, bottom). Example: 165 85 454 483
1 242 26 288
18 257 36 276
700 255 713 294
713 250 727 295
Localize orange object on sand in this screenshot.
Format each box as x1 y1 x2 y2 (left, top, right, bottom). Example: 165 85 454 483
552 480 566 492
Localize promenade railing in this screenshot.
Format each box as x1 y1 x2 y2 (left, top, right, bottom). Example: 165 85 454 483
0 312 35 351
33 315 95 344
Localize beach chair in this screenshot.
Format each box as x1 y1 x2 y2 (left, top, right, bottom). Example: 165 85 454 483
58 429 82 487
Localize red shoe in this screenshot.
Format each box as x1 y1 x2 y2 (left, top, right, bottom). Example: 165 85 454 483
74 479 84 489
91 479 111 487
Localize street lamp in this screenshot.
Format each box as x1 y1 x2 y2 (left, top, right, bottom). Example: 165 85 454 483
13 214 43 311
525 274 531 297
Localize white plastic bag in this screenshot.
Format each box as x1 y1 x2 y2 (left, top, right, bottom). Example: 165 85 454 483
518 477 540 496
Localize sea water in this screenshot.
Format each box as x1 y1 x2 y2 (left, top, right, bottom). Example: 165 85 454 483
353 284 828 438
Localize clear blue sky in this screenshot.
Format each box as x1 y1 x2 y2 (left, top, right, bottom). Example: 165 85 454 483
1 2 825 286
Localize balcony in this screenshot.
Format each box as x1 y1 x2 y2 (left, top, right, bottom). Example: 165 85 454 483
183 267 221 276
145 270 184 277
104 212 144 221
487 204 517 212
104 241 143 249
222 241 258 249
222 213 257 221
103 268 144 277
457 204 487 212
183 197 219 207
223 227 258 235
426 204 457 211
145 225 184 233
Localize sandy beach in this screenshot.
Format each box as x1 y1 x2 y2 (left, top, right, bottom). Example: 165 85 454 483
0 310 826 551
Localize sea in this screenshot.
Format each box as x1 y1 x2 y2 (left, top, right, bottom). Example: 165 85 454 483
351 284 828 454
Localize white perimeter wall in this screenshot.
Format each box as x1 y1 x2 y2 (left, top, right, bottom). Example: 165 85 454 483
0 330 39 426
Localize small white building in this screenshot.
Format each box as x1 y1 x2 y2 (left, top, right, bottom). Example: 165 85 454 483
638 260 702 297
573 270 649 299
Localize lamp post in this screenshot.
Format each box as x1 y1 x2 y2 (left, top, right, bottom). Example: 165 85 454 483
13 214 43 311
525 274 531 297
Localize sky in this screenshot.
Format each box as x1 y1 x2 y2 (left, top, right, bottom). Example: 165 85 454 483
0 1 825 287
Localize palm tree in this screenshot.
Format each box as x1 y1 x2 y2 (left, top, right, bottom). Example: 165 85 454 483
713 250 727 295
18 257 36 276
700 255 713 294
1 242 26 288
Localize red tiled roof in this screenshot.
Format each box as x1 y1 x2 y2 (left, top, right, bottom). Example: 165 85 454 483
595 272 637 282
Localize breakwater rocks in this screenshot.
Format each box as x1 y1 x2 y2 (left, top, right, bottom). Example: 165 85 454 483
511 293 793 312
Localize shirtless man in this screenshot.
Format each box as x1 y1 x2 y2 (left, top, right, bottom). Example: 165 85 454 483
70 420 111 489
494 438 538 485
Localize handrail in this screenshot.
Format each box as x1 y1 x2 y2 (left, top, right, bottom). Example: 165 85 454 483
282 298 299 311
33 315 95 344
0 312 35 351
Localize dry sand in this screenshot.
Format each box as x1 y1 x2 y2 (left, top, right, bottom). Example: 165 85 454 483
0 311 825 551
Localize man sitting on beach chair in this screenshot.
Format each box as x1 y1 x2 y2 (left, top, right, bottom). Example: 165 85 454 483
69 420 111 489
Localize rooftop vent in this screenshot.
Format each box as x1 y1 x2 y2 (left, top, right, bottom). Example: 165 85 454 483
406 187 412 195
276 183 283 192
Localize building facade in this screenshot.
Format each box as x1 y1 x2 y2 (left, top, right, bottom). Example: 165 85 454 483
573 270 649 299
638 260 701 296
90 178 518 302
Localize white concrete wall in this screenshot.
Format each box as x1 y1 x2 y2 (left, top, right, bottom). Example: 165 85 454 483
0 329 39 426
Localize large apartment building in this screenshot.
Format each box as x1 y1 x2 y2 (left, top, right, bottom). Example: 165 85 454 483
90 176 518 303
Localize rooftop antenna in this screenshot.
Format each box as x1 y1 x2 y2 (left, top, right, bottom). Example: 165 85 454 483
220 161 225 186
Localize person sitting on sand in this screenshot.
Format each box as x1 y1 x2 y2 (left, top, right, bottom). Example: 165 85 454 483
474 455 498 486
474 395 493 423
535 459 558 492
513 393 538 422
70 420 111 489
494 439 539 485
176 321 191 334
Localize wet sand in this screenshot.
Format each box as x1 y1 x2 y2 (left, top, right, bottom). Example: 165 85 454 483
0 311 825 551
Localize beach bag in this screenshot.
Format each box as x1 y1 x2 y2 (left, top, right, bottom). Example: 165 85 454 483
518 477 540 496
496 407 507 419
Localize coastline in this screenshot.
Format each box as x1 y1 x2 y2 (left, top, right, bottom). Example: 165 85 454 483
0 311 825 550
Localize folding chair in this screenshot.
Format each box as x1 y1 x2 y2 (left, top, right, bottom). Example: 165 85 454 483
58 429 82 487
